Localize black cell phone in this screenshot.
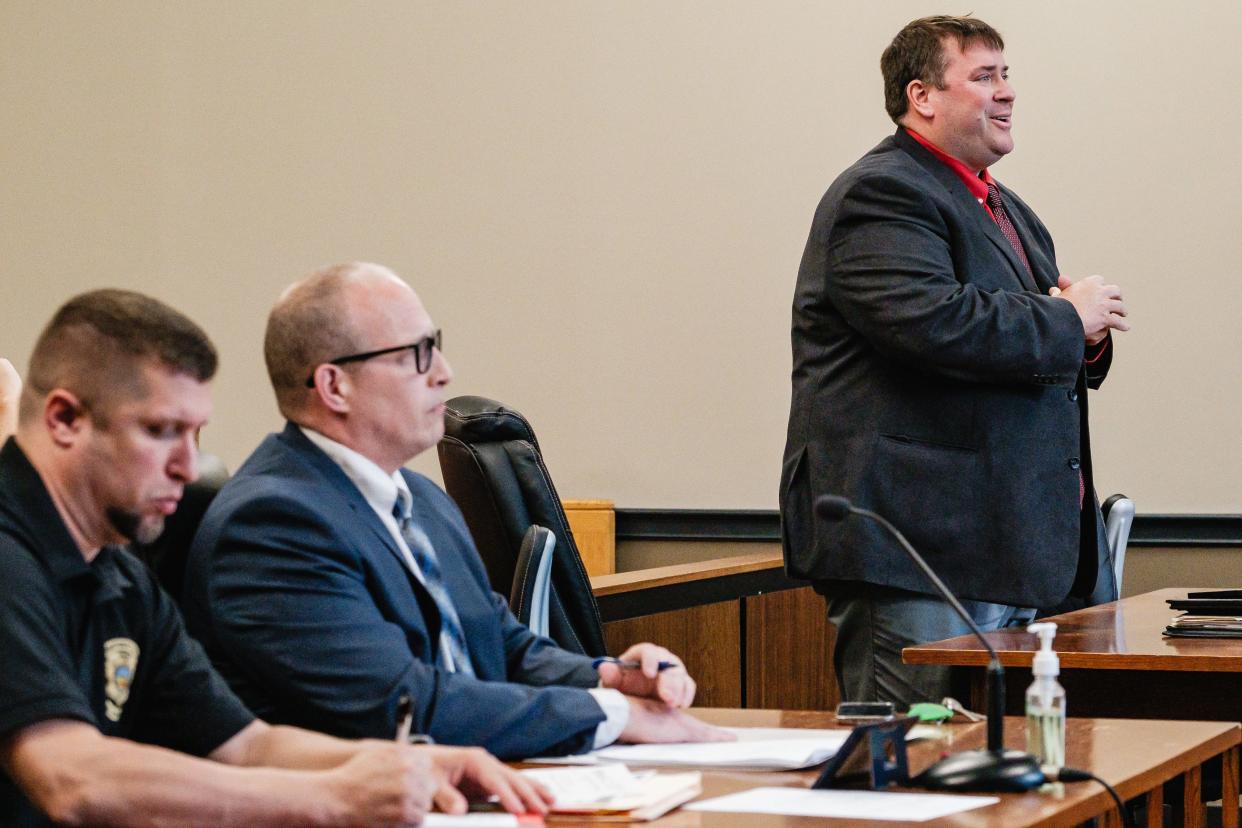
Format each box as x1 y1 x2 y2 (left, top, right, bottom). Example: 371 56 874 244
835 701 896 722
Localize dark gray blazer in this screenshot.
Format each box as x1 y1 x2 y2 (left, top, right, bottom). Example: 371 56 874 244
780 129 1111 608
183 423 605 759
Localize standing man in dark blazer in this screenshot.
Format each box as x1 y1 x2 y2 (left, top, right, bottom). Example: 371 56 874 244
780 16 1129 706
184 262 727 760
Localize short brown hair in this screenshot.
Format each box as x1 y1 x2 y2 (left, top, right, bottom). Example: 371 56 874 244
881 15 1004 124
21 289 217 423
263 262 376 417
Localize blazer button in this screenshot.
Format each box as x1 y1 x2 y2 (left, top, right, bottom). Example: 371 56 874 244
1068 457 1081 470
1068 389 1078 402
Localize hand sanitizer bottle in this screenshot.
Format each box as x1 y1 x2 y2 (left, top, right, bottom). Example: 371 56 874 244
1025 622 1066 767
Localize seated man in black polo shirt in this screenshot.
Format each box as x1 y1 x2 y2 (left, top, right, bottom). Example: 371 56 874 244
0 289 550 827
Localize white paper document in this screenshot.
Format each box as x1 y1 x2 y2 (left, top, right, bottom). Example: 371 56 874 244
518 764 643 807
516 764 701 820
586 725 939 771
686 787 999 821
418 814 536 827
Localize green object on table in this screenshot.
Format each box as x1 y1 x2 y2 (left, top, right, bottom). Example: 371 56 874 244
907 702 953 722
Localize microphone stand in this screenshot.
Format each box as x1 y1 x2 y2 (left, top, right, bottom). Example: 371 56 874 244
817 496 1045 792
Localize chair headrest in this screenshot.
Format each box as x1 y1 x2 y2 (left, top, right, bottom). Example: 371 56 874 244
443 395 539 446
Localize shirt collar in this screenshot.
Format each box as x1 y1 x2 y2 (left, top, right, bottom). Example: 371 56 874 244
90 547 133 601
298 425 411 517
0 437 130 596
904 127 994 204
0 437 91 583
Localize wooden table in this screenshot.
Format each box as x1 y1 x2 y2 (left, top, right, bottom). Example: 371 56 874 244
903 588 1242 723
545 708 1239 827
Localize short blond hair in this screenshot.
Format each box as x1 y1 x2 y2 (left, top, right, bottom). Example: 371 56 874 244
263 262 388 417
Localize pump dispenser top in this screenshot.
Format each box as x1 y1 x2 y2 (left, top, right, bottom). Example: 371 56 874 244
1027 622 1059 678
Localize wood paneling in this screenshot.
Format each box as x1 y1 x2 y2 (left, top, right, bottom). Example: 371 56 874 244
1223 746 1240 828
562 499 615 576
1144 785 1164 828
602 600 742 707
744 586 837 711
595 557 839 710
1184 763 1205 828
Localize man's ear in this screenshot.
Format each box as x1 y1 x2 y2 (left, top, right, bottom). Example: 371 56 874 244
310 365 352 414
907 78 936 119
44 390 89 448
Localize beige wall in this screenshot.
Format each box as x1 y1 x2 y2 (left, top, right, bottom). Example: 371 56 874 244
617 539 776 573
3 2 1240 512
1122 546 1242 598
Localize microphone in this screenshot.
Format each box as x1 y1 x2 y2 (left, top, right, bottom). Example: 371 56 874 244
815 494 1045 792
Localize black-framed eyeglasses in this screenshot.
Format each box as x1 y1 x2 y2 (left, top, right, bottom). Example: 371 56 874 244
305 330 442 388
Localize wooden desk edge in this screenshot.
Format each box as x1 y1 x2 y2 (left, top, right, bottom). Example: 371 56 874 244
903 645 1242 671
590 550 784 596
903 588 1242 671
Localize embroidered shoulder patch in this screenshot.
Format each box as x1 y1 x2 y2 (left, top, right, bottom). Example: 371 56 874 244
103 637 140 722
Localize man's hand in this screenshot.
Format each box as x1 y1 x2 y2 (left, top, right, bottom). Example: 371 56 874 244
420 745 552 816
325 743 438 827
596 643 696 708
1050 274 1128 345
618 697 736 744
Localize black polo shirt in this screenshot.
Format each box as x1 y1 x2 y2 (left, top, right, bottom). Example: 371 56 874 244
0 438 255 827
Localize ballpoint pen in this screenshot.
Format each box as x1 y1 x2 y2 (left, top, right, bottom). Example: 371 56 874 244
395 693 413 744
592 656 678 672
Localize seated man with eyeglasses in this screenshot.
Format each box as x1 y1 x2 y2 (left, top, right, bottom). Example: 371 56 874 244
183 262 730 760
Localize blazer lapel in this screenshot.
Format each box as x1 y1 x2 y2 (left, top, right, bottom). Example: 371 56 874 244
894 129 1040 294
970 207 1040 293
276 423 439 609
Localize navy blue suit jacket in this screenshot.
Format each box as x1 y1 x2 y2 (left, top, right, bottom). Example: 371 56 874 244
183 423 605 759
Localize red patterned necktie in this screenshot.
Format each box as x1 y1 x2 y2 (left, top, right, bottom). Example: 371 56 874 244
985 182 1032 277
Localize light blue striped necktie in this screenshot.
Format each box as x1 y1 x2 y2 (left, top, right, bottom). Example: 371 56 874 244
392 493 474 676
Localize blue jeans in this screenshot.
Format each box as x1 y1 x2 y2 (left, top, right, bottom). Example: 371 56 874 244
824 584 1037 707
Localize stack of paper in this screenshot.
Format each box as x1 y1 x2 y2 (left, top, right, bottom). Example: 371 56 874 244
1164 613 1242 638
582 725 939 772
590 728 849 770
1165 589 1242 636
519 764 701 822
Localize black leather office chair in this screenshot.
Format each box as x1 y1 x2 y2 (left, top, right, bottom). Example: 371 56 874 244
131 452 229 607
438 395 607 657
